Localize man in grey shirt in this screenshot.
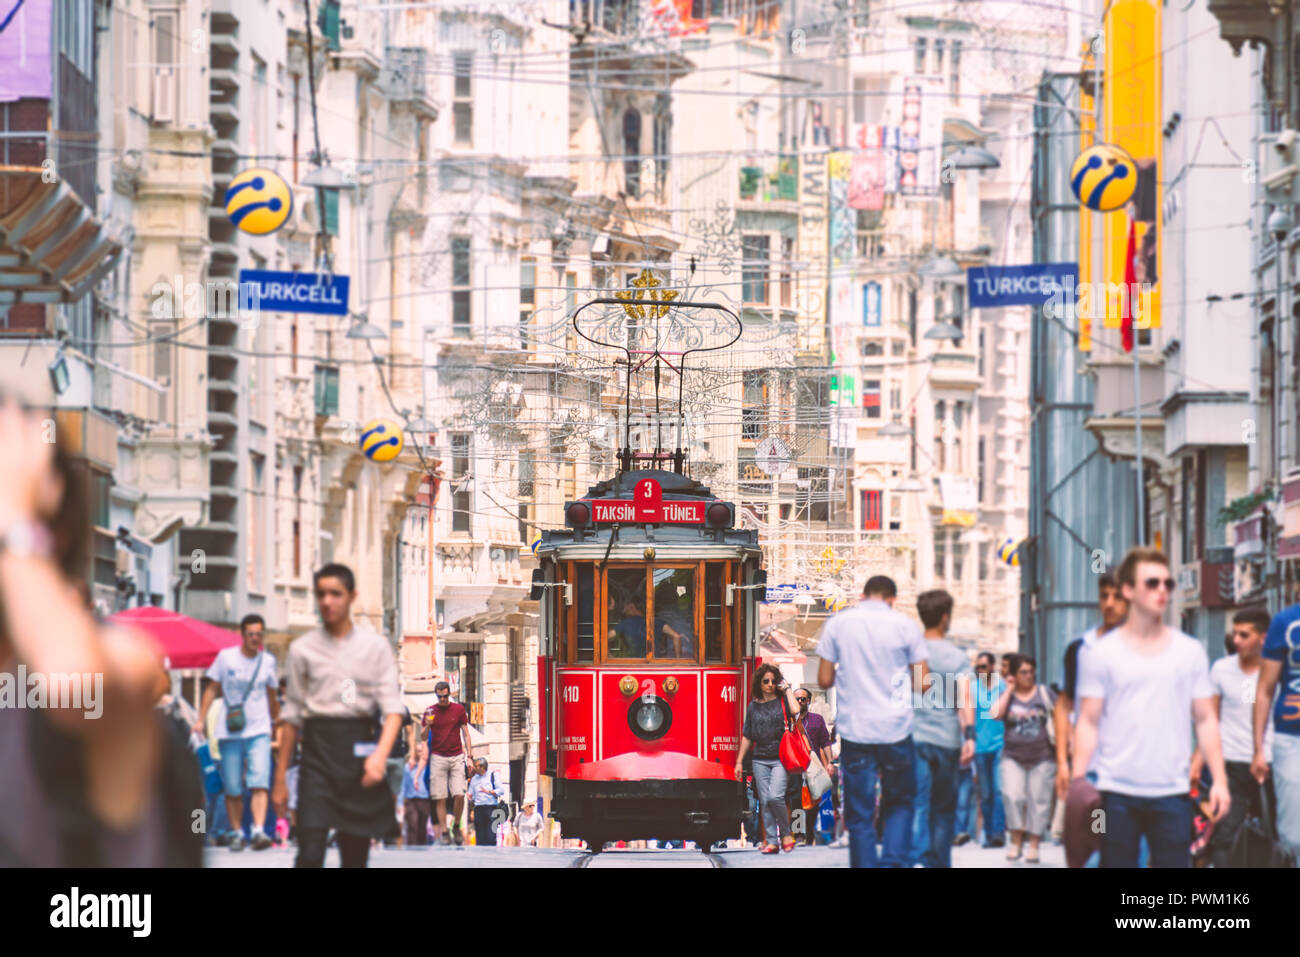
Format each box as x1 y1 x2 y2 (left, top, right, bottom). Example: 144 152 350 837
818 575 930 867
272 563 406 868
908 589 975 868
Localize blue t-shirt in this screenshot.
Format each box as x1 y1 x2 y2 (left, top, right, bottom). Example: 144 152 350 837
1263 604 1300 737
974 675 1006 754
401 763 429 800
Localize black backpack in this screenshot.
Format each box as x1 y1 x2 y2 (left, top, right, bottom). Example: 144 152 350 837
1228 787 1297 868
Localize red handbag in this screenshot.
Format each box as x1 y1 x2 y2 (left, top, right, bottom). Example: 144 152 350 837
778 697 812 772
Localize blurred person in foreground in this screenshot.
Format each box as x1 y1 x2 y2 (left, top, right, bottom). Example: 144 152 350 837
0 395 202 866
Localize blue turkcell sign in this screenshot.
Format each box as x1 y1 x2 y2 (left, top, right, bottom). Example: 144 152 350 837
967 263 1076 308
238 269 350 316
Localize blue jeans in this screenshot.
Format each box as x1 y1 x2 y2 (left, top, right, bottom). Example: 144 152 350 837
841 736 916 868
1099 791 1192 868
910 742 960 867
955 766 977 837
751 759 791 844
974 750 1006 843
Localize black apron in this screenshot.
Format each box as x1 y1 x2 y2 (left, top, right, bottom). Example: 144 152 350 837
298 716 398 838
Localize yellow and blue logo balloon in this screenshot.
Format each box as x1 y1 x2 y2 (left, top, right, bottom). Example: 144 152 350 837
360 418 404 463
997 538 1021 568
1070 143 1137 213
224 168 293 235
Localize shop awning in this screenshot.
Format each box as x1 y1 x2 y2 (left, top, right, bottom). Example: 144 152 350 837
108 606 241 671
0 170 123 307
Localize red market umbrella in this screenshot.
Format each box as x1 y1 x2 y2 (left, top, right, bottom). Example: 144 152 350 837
107 606 241 670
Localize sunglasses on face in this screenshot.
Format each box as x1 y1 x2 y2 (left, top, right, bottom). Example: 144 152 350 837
761 678 776 685
1142 577 1176 592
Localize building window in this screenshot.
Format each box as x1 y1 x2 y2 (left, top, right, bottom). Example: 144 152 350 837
742 234 770 304
779 235 793 307
933 38 945 76
90 470 111 529
862 379 882 419
152 320 175 383
742 371 766 440
953 539 966 582
908 288 918 346
452 236 471 337
451 433 472 534
566 272 577 316
861 489 882 531
978 436 986 503
453 53 473 145
313 365 339 416
150 9 178 123
623 107 642 197
518 449 535 498
317 0 341 50
889 380 901 416
950 40 962 102
519 258 535 349
914 37 927 74
934 528 947 580
653 95 670 200
934 400 946 471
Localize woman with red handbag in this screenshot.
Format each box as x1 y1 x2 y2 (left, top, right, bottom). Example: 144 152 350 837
735 663 805 853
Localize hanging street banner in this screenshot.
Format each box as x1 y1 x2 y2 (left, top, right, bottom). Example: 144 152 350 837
967 263 1077 308
896 75 945 196
863 280 882 326
237 269 350 316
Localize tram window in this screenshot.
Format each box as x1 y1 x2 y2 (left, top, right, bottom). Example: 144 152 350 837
607 568 649 659
705 563 724 662
576 564 595 662
652 568 696 660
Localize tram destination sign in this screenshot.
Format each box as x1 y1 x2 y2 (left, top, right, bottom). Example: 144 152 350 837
588 498 706 524
585 477 707 524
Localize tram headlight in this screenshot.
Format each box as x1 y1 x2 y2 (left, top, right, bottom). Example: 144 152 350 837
706 502 734 528
564 502 590 528
627 695 672 741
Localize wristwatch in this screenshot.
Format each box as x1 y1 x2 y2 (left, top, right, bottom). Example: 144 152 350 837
0 519 54 561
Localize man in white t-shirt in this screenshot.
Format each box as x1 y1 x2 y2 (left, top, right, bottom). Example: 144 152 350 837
817 575 930 868
1192 607 1276 866
1073 547 1229 868
196 614 279 851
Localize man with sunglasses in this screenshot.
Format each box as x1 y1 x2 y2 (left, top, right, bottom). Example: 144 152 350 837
1073 547 1229 867
420 681 474 846
785 690 834 845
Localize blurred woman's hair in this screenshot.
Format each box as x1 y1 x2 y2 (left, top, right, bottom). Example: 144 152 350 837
49 442 91 584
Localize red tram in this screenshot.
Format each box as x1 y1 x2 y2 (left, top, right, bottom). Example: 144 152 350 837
530 289 763 850
532 470 765 849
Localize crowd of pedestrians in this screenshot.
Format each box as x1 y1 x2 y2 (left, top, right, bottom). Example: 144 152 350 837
810 546 1300 868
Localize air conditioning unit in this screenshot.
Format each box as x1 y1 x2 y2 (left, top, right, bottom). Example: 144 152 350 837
288 189 322 235
1261 131 1300 204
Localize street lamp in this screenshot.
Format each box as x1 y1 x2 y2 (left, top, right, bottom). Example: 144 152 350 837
345 312 386 340
895 474 928 493
924 321 963 341
918 255 962 278
877 418 912 437
946 144 1001 171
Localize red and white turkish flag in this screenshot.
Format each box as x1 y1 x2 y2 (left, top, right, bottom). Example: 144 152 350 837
1121 216 1137 353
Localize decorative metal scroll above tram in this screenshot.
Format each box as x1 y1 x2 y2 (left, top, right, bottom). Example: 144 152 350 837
571 268 743 357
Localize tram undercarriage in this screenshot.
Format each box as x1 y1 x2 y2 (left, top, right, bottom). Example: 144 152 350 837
553 777 746 850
